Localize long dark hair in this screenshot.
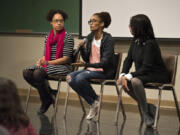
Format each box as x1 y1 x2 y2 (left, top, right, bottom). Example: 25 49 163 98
0 77 29 130
130 14 155 41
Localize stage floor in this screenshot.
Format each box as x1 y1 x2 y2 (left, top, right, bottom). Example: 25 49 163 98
25 101 179 135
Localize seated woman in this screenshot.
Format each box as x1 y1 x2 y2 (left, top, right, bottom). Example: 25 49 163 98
116 14 170 127
0 77 37 135
66 12 115 120
23 9 74 114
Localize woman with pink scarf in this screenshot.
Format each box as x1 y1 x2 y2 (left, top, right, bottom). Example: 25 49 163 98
23 9 74 114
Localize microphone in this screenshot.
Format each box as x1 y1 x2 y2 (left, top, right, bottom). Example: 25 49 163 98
73 38 87 57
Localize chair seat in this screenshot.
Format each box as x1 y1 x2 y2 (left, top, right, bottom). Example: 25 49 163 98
47 75 67 81
90 79 116 85
145 82 163 87
144 82 173 91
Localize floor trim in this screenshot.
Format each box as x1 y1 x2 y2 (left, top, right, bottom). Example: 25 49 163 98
18 88 179 109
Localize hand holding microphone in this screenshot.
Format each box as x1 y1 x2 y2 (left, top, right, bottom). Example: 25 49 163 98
78 38 88 48
73 38 88 57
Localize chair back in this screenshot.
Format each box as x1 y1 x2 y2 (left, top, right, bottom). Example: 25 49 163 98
162 54 178 85
113 53 122 80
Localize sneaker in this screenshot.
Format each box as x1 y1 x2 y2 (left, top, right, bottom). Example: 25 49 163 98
86 119 97 134
86 100 99 120
144 113 154 127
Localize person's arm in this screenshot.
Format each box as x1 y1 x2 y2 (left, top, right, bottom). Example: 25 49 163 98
47 57 70 65
130 40 156 77
41 33 74 66
80 34 93 62
36 35 48 67
121 42 134 74
116 43 133 84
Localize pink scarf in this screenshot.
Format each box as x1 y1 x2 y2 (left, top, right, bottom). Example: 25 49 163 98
45 28 65 61
43 29 65 70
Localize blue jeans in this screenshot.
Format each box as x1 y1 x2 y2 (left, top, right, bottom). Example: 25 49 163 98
68 69 106 105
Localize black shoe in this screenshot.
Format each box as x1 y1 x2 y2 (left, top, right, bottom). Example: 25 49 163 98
148 103 160 121
148 103 156 118
49 89 57 105
37 101 52 114
144 113 154 127
50 89 57 96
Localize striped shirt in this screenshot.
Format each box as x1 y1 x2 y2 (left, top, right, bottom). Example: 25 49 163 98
26 32 74 75
45 32 74 75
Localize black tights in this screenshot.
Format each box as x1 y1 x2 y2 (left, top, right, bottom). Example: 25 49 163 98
23 68 52 104
126 78 148 115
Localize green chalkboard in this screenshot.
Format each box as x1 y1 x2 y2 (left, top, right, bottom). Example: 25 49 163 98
0 0 80 34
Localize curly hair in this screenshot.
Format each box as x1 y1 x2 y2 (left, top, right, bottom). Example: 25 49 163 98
94 12 111 28
0 77 29 130
46 9 68 22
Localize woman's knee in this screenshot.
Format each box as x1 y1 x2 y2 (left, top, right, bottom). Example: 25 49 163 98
23 69 32 79
33 69 47 82
66 73 85 85
131 78 142 86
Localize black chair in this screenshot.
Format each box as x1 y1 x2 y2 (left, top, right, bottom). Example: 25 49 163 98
144 54 180 128
64 53 126 123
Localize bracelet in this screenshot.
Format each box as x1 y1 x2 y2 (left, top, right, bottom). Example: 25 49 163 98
46 61 49 65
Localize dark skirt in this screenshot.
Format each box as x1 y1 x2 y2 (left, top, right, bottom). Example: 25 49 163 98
135 71 171 84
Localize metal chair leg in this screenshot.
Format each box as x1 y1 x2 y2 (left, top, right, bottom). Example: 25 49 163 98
64 85 70 117
51 114 58 135
153 88 162 129
172 87 180 122
78 95 86 114
115 84 126 123
54 79 61 116
118 86 126 121
25 86 32 113
97 121 101 135
63 117 68 135
97 82 104 122
115 84 121 124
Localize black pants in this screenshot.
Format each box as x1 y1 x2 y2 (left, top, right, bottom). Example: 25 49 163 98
23 68 52 105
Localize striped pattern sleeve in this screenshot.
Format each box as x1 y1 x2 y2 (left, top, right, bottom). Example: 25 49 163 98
43 35 48 56
63 32 74 58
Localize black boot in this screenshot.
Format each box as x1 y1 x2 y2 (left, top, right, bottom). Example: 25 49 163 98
148 103 160 123
36 81 54 114
37 100 53 114
148 103 156 119
49 89 57 103
141 103 155 127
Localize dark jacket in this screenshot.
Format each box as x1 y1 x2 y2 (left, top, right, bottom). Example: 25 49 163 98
80 32 115 78
122 39 170 83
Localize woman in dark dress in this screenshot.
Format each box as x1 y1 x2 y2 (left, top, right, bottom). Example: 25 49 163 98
117 14 170 127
